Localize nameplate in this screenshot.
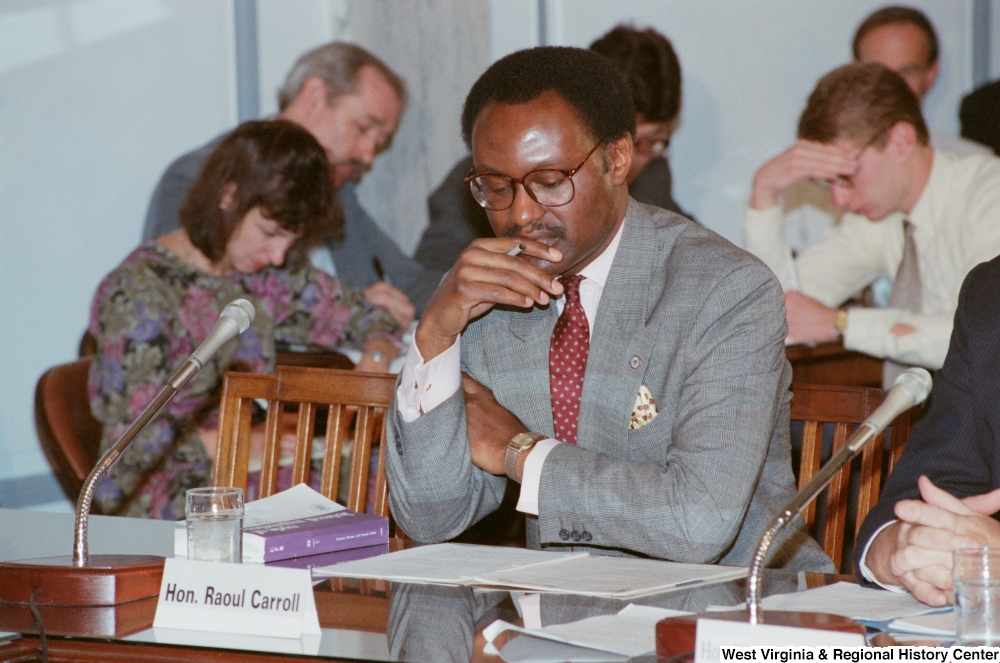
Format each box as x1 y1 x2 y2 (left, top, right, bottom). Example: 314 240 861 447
694 619 865 663
153 558 320 639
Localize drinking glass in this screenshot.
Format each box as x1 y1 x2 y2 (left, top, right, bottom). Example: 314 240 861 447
954 547 1000 645
185 487 244 563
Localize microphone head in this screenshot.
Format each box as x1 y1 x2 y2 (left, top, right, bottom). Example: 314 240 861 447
221 299 255 334
893 367 933 405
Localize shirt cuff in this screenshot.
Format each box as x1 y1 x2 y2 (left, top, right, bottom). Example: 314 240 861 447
858 519 907 592
515 438 561 516
395 337 461 423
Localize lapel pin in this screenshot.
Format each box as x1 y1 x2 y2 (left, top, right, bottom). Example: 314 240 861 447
630 356 641 369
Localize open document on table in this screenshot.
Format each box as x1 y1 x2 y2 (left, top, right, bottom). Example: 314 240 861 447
312 543 747 598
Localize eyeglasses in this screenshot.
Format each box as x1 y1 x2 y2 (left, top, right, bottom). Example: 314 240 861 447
465 143 602 211
811 138 877 190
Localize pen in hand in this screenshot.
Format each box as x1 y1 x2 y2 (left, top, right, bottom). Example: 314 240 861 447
372 256 392 286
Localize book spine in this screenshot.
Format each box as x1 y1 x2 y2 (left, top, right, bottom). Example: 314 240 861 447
254 518 388 562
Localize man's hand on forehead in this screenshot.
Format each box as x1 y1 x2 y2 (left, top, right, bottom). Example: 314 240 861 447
751 139 861 210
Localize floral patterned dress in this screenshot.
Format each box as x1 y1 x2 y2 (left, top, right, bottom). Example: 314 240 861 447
88 240 401 520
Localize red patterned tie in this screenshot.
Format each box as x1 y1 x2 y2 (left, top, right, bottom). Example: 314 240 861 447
549 275 589 445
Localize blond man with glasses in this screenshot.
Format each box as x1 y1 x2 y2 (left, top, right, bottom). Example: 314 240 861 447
744 62 1000 388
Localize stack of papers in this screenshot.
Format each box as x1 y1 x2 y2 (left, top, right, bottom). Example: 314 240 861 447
710 582 939 622
313 543 746 598
888 610 954 637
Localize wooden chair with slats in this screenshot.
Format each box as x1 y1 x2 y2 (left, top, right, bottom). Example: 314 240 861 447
791 383 923 573
213 366 397 520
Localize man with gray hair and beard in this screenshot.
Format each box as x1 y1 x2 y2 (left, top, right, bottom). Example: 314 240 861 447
143 42 443 328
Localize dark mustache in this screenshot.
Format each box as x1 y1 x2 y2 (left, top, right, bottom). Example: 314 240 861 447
502 222 567 240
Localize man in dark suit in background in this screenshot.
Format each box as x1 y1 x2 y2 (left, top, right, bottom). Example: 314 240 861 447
413 25 692 274
960 80 1000 156
855 255 1000 605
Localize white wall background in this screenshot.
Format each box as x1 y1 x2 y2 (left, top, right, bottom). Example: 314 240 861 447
0 0 237 509
536 0 984 245
0 0 997 511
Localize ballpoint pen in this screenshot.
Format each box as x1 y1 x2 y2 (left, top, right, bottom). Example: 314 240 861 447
371 256 392 286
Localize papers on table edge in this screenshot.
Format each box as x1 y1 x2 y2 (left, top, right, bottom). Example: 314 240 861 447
887 609 954 637
483 604 690 658
312 542 747 599
708 581 942 624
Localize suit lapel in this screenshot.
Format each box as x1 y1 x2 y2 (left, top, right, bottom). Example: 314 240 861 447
482 305 558 436
578 201 664 458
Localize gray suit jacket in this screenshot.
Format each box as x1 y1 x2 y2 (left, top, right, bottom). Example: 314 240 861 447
142 134 443 313
387 200 832 571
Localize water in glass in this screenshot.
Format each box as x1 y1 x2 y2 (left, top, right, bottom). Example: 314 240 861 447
955 578 1000 646
187 513 242 563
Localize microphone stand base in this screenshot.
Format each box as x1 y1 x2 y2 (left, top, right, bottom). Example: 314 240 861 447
656 610 867 658
0 555 165 607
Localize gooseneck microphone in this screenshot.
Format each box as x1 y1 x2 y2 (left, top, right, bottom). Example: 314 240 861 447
746 367 933 624
73 299 256 566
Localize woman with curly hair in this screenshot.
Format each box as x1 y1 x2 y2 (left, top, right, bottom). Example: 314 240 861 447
88 119 401 519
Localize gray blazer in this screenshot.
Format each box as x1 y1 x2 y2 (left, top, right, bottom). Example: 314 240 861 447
386 200 832 571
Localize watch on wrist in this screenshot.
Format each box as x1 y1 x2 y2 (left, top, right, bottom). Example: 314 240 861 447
834 309 849 336
504 432 547 483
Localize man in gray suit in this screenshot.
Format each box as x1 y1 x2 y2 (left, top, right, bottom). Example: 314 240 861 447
143 42 441 320
386 46 831 570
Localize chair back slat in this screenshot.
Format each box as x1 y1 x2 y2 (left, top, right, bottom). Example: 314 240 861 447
291 402 316 487
373 421 390 519
820 422 852 569
258 399 283 499
216 372 276 491
318 404 347 502
798 420 823 527
213 367 397 521
791 383 920 573
347 407 375 513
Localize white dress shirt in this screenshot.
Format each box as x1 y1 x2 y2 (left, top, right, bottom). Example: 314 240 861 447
396 218 627 515
777 132 991 259
744 149 1000 370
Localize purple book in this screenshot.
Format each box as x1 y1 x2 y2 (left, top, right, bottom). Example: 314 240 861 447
266 543 390 571
243 510 389 562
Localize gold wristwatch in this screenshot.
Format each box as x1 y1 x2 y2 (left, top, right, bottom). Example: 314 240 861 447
834 309 849 337
504 432 547 483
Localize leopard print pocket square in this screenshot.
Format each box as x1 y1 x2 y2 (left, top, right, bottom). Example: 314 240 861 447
629 385 658 430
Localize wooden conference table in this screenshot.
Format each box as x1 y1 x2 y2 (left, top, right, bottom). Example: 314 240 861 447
0 508 908 662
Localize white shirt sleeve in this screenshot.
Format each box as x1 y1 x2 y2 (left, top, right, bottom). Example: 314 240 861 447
844 308 953 370
515 438 561 516
395 338 462 423
743 205 797 291
857 519 907 592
